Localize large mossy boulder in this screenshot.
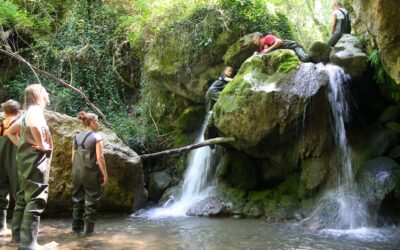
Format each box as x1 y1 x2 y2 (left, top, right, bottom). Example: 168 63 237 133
45 111 147 214
351 0 400 85
329 34 368 80
213 50 330 149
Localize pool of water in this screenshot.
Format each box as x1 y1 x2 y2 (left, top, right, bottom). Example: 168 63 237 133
1 214 399 249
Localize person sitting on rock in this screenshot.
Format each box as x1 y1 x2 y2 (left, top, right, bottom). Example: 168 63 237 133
0 100 20 235
71 111 108 235
252 32 310 62
327 0 351 47
205 66 234 111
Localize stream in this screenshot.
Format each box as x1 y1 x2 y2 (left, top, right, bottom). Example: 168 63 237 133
1 214 399 249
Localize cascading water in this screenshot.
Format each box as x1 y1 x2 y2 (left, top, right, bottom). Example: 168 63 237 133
323 64 368 229
146 112 220 218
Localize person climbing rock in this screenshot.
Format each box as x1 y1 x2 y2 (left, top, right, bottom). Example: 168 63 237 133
205 66 234 112
0 100 21 235
327 0 351 47
7 84 53 250
71 111 108 235
252 32 311 62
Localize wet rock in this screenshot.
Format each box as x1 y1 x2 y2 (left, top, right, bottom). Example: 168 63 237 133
300 157 330 193
329 34 368 80
45 111 147 214
294 212 305 221
186 197 227 217
309 41 332 63
148 171 173 201
215 182 247 215
159 183 182 206
358 157 400 209
218 152 259 190
379 105 400 124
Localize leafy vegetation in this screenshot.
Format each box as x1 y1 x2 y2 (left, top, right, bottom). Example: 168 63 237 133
0 0 371 156
368 50 400 101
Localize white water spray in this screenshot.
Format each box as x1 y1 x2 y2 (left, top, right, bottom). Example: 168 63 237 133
324 64 368 229
146 113 219 218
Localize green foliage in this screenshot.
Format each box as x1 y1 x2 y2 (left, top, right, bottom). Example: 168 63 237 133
368 50 400 102
0 0 32 30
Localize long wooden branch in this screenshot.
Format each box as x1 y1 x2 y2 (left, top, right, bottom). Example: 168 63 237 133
140 137 235 159
0 48 106 121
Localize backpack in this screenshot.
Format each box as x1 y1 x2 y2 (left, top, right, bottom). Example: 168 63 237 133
339 8 351 34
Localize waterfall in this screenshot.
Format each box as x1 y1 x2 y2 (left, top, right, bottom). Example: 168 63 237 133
146 112 220 218
324 64 368 229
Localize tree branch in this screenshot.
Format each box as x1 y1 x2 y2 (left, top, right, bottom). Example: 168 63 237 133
140 137 235 159
0 48 106 121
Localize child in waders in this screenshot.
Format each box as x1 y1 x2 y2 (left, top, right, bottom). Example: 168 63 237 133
71 111 108 235
205 66 234 112
0 100 21 235
7 84 53 250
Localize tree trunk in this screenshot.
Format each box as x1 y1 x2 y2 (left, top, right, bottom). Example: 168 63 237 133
140 137 235 159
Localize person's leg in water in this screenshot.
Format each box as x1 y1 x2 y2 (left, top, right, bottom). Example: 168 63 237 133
83 172 102 235
72 185 85 233
18 151 50 250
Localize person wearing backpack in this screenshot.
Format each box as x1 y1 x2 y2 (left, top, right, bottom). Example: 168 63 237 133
0 100 20 235
71 111 108 235
328 0 351 47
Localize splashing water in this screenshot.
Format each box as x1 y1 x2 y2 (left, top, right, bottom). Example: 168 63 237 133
145 113 220 218
323 64 368 229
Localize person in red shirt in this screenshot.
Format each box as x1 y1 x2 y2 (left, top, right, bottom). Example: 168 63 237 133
252 32 310 62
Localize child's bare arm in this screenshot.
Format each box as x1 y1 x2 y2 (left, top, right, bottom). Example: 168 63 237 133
7 122 22 146
30 126 51 151
96 141 109 187
224 76 233 82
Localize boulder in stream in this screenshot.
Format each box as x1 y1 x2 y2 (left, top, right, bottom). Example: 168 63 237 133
46 111 147 214
330 34 368 80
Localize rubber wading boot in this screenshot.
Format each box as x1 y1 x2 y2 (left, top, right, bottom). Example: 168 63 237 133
72 219 84 233
0 210 6 233
19 216 41 250
11 208 24 244
84 221 94 236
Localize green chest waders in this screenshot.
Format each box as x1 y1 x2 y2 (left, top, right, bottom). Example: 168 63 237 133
328 18 348 46
11 117 52 249
71 131 102 235
0 119 19 232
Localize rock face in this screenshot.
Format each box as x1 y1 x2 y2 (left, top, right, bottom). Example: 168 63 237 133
358 157 400 209
330 34 368 80
45 111 147 214
143 8 277 103
351 0 400 84
148 171 173 201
